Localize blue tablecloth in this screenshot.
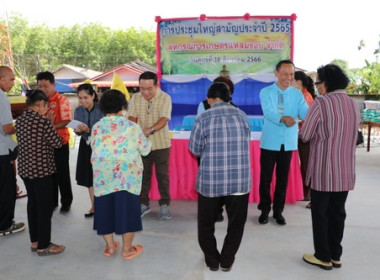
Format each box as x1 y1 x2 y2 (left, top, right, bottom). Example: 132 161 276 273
175 115 264 131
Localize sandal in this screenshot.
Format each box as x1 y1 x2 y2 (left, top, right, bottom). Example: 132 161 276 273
306 202 311 209
104 241 120 257
37 242 65 256
122 244 143 260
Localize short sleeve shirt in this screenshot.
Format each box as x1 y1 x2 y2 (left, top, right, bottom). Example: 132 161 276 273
128 88 172 151
48 91 72 144
0 90 17 155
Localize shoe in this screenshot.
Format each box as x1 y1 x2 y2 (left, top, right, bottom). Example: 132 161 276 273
306 202 311 209
60 206 71 214
273 213 286 225
37 242 65 256
0 222 26 236
159 205 171 220
216 213 224 222
221 266 232 272
140 204 151 217
332 259 342 268
258 211 269 224
208 266 219 271
122 244 143 260
302 254 333 270
84 211 94 218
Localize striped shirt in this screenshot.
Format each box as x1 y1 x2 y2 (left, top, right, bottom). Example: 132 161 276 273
299 90 360 192
189 102 251 197
128 88 171 151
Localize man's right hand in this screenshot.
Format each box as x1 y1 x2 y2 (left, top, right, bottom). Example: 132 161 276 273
280 116 296 127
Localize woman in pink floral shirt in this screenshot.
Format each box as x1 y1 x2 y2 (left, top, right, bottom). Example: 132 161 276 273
91 90 151 260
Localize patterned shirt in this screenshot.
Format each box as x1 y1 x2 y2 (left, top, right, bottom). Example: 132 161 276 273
48 91 72 144
128 88 171 151
299 90 360 192
91 116 152 197
15 109 62 178
189 102 251 197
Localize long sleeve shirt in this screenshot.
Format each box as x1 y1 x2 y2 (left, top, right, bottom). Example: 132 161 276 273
259 83 309 151
189 102 251 197
299 90 360 192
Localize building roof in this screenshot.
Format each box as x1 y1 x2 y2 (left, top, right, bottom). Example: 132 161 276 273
52 64 102 79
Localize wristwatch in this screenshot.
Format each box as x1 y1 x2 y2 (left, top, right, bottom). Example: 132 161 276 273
150 127 156 135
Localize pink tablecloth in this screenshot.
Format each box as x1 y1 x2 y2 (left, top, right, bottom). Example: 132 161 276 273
149 139 304 203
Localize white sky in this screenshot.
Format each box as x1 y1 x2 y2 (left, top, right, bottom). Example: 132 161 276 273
3 0 379 71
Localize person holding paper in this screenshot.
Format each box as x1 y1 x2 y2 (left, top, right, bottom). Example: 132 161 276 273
74 83 104 218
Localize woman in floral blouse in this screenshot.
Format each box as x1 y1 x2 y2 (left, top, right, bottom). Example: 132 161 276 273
15 90 65 256
91 89 151 259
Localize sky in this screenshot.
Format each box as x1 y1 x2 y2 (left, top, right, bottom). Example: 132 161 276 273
2 0 379 71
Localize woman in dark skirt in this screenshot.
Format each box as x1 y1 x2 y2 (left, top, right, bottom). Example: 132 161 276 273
91 90 151 259
74 83 104 218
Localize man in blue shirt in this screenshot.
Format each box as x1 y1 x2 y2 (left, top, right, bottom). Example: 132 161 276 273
258 60 308 225
189 82 251 272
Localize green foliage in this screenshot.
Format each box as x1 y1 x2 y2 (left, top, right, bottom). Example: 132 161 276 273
2 13 156 83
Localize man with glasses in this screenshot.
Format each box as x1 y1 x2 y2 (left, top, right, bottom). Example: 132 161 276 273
258 60 309 225
128 71 172 220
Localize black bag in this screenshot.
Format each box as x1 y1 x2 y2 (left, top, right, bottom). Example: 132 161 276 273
356 130 364 146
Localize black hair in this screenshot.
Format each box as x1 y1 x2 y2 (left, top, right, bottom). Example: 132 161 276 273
25 89 48 106
77 83 98 102
207 82 230 102
294 71 316 98
317 64 349 93
275 59 295 71
36 71 55 84
213 76 235 95
139 71 158 85
99 89 128 114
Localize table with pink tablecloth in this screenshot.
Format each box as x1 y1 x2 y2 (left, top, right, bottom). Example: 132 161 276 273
149 138 304 203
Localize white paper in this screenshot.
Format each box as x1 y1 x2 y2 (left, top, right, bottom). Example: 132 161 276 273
66 120 86 130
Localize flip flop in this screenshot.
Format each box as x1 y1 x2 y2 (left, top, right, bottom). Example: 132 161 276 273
123 245 143 260
16 190 27 199
104 241 120 257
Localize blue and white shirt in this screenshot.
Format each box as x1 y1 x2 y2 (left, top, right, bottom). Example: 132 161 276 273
189 102 251 197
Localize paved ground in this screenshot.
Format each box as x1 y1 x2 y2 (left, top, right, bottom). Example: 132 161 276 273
1 141 379 280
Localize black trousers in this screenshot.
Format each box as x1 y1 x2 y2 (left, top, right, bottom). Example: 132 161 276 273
298 140 311 199
311 189 348 262
53 143 73 208
140 148 170 206
0 155 16 230
198 193 249 269
258 146 292 214
23 175 54 249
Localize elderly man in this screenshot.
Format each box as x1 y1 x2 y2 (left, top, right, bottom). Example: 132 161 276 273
128 71 172 220
189 82 251 272
258 60 309 225
0 66 25 236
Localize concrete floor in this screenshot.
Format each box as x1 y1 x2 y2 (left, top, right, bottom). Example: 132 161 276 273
1 142 380 280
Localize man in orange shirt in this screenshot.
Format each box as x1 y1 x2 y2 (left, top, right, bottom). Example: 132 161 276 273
37 71 73 213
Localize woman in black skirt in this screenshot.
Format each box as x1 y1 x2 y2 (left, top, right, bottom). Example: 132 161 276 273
74 84 104 218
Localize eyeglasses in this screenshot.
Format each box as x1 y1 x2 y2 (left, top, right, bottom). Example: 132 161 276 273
315 81 323 86
147 101 152 114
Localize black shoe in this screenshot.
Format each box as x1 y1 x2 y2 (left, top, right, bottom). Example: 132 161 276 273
216 213 224 222
221 266 232 272
84 211 94 218
273 213 286 225
258 212 269 224
208 266 219 271
60 206 71 214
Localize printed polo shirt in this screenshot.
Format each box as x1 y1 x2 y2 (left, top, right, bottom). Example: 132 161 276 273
48 91 72 144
